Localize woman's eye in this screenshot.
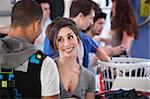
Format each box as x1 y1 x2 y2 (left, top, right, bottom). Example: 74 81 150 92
68 35 74 39
57 38 63 42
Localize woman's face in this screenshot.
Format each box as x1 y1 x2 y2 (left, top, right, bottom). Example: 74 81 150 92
56 26 79 58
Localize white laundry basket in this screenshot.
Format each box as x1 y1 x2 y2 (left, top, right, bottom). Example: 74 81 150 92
98 57 150 92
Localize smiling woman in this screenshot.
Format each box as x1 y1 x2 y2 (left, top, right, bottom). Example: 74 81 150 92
46 17 95 99
56 27 79 58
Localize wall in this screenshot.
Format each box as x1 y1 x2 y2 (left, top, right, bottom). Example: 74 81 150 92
131 0 150 59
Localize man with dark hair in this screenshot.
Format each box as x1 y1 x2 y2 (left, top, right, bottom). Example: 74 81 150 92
86 12 107 38
0 0 60 98
86 12 107 67
70 0 94 30
69 0 109 68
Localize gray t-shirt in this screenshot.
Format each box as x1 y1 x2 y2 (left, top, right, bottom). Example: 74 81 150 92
60 66 95 99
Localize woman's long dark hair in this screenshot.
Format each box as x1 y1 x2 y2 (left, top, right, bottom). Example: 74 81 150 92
112 0 138 39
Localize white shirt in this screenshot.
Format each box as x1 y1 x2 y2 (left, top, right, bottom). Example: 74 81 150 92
41 57 60 96
77 39 84 66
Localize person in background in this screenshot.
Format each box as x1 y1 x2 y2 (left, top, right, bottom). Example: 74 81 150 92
86 12 106 41
47 17 95 99
86 12 107 67
85 0 105 40
100 0 138 57
70 0 109 68
34 0 52 51
0 1 60 98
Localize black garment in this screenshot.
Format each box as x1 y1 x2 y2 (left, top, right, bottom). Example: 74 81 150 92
49 0 64 20
96 89 149 99
105 89 149 99
0 51 47 98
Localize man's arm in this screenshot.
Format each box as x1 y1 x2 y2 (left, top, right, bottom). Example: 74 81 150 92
95 47 110 62
41 57 60 98
85 33 110 62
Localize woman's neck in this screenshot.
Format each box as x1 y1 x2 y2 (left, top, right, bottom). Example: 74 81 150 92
57 56 79 70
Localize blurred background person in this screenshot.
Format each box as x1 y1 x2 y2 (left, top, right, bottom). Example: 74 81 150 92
86 12 107 67
86 12 106 42
34 0 52 51
99 0 139 57
69 0 109 68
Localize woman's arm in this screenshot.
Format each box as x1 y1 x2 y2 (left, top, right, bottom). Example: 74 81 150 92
102 31 134 56
95 47 110 62
121 31 134 49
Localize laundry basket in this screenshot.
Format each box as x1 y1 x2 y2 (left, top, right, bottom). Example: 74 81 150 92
98 57 150 92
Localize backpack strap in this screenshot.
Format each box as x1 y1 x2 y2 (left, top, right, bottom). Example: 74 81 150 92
29 50 47 65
